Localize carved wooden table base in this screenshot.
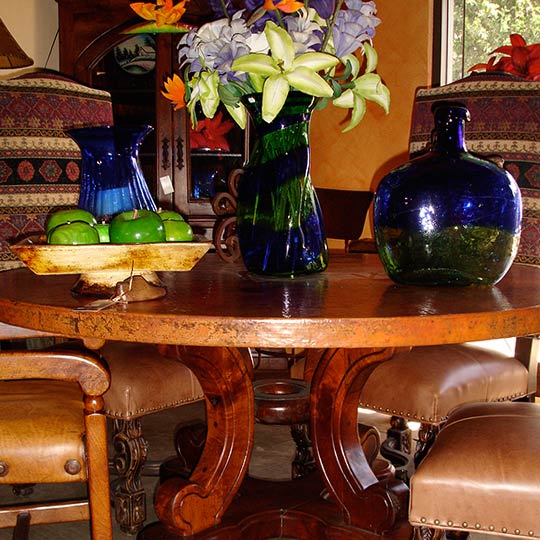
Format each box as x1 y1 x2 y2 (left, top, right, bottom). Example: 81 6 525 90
139 346 411 540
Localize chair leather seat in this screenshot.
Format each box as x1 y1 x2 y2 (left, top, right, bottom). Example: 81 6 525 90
359 342 528 423
0 380 87 484
100 342 204 419
409 401 540 539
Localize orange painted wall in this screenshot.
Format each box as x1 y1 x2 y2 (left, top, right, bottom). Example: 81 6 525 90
311 1 434 195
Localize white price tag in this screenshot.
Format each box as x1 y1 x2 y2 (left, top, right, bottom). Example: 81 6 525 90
160 175 174 195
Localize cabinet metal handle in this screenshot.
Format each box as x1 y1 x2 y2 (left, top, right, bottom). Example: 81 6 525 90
176 136 184 170
161 137 170 170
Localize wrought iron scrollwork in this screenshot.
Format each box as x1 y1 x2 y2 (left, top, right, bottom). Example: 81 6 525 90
211 168 243 262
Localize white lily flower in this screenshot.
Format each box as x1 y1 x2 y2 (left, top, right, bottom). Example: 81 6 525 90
187 70 221 125
232 22 338 122
246 31 270 54
225 102 247 130
334 72 390 132
363 42 378 73
353 73 390 112
262 76 290 123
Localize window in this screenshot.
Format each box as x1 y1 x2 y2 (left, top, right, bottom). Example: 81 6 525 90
438 0 540 84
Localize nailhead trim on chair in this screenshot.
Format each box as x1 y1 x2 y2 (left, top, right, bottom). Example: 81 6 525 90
416 518 535 538
104 395 205 419
358 392 528 425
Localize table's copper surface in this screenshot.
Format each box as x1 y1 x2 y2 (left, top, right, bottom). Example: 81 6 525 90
1 250 540 540
0 252 538 348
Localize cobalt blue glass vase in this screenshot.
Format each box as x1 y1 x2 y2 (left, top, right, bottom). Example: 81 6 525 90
374 101 522 286
236 93 328 277
67 125 157 221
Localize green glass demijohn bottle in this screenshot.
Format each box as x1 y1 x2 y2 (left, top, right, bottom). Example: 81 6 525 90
374 101 522 286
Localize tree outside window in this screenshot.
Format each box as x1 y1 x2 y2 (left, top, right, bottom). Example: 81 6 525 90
451 0 540 81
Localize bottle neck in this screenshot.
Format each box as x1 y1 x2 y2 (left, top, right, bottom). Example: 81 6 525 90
431 103 469 154
432 117 467 153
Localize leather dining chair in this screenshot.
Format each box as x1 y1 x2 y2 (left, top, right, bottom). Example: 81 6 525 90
314 188 376 253
0 346 113 540
0 72 206 534
313 92 540 472
409 400 540 540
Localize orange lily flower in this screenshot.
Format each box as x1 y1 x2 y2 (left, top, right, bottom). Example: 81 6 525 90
130 0 189 27
469 34 540 81
263 0 304 14
161 74 186 110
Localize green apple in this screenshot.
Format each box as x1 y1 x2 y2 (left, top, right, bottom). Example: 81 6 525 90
164 219 193 242
46 209 97 235
47 221 100 245
95 223 110 243
109 209 166 244
158 209 185 222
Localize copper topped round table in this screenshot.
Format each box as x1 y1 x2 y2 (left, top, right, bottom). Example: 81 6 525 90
0 252 539 540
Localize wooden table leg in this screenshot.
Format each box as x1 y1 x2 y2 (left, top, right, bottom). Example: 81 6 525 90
309 347 409 534
140 346 410 540
139 346 254 538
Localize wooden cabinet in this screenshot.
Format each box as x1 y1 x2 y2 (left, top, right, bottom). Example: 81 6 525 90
56 0 248 238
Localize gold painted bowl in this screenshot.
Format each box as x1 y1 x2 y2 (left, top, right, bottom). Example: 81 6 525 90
11 235 212 297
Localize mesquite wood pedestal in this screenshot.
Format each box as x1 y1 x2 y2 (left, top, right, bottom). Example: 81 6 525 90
0 253 538 540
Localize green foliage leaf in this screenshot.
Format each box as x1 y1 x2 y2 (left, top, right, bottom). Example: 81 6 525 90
453 0 540 80
330 79 342 97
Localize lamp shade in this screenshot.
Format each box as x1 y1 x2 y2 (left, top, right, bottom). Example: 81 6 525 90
0 17 33 68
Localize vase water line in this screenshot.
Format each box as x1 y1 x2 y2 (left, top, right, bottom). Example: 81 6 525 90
67 125 157 221
236 93 329 277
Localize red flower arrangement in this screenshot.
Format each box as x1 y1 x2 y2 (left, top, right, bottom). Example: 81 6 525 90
469 34 540 81
190 112 234 151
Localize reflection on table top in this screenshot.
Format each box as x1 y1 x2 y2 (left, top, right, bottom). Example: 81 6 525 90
0 252 538 349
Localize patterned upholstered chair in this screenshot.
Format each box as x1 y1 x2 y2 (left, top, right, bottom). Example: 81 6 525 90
0 72 112 270
359 72 540 469
0 73 205 533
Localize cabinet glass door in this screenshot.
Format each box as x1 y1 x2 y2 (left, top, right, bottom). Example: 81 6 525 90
91 34 158 201
189 106 245 201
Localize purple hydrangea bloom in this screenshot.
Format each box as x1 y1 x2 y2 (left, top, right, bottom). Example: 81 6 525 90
245 0 264 11
285 10 324 53
333 1 381 58
345 0 377 12
178 12 254 83
309 0 336 19
206 0 235 18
